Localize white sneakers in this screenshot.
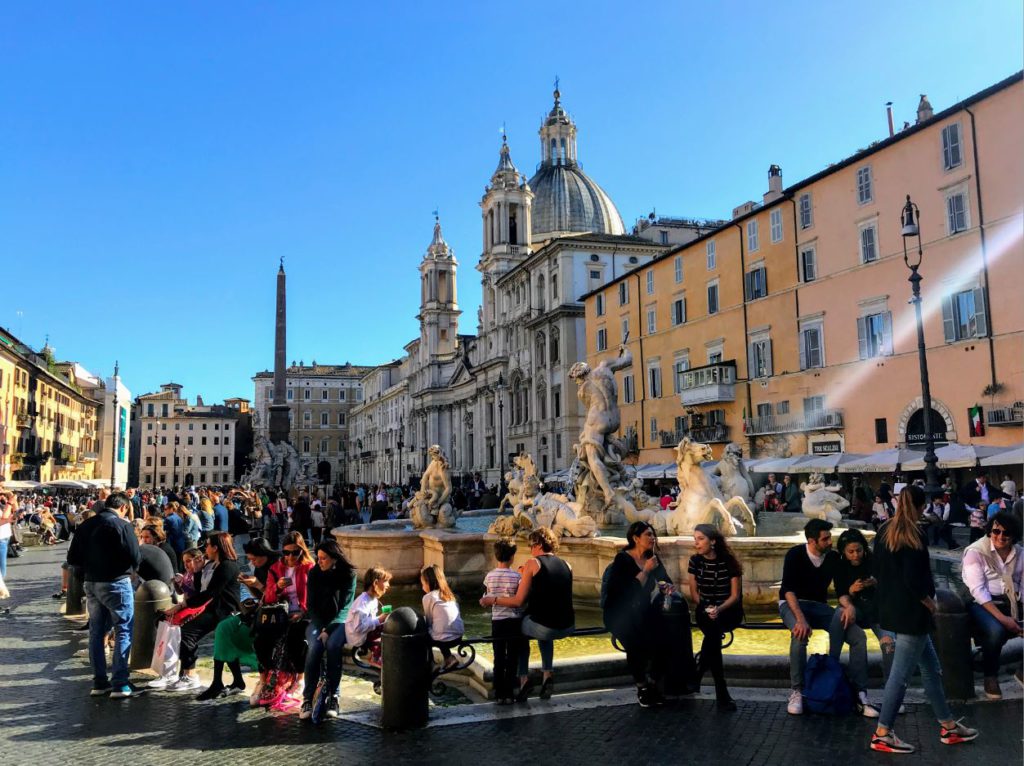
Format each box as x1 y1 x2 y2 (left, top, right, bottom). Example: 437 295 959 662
147 674 177 690
787 689 803 715
166 675 201 692
858 690 880 718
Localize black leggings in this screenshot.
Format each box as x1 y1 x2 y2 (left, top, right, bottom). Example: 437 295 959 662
179 611 223 672
695 603 743 697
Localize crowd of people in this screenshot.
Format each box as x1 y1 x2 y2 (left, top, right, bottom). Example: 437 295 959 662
0 469 1019 751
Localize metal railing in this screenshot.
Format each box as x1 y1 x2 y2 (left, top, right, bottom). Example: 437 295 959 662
744 409 844 435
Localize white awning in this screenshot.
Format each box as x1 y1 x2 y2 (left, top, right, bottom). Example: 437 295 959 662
837 448 924 473
794 453 867 472
901 443 1011 470
979 444 1024 468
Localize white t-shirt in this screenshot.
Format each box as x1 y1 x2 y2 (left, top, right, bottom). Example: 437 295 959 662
345 591 380 647
422 590 464 642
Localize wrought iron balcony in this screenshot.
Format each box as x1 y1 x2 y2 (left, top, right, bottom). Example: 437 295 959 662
689 424 730 443
987 403 1023 427
743 409 844 435
679 361 737 406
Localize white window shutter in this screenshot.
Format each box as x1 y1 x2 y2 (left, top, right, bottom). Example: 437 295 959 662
882 312 894 355
941 295 956 342
798 330 808 370
857 317 868 359
766 339 773 376
747 342 756 378
973 287 988 337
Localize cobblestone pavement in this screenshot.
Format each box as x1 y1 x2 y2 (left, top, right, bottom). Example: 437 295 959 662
2 544 1020 766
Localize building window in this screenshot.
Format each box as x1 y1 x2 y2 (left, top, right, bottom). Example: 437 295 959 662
659 230 669 245
551 272 559 300
161 436 167 445
672 354 690 394
746 220 759 252
621 318 629 343
748 336 773 378
859 223 878 263
321 389 328 400
321 412 329 426
555 433 562 459
187 436 193 445
287 390 293 400
671 296 686 326
875 418 888 444
804 395 825 414
200 456 207 466
147 403 154 417
145 456 152 467
770 208 783 243
857 312 893 358
648 364 662 398
707 281 719 315
646 307 656 335
650 418 658 442
674 255 683 283
199 473 206 483
945 187 969 234
623 374 635 404
942 287 988 341
799 193 813 229
646 270 655 295
338 412 346 426
302 439 311 454
213 456 219 466
706 240 716 270
596 293 605 316
941 123 962 170
756 402 772 419
800 246 817 282
550 328 560 363
856 166 873 204
552 386 561 418
339 389 346 401
589 269 601 280
777 400 790 415
745 266 767 300
618 282 629 305
799 322 824 369
596 328 607 352
224 437 230 446
201 437 206 445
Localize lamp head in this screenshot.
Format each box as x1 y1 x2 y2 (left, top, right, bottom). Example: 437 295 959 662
901 194 920 238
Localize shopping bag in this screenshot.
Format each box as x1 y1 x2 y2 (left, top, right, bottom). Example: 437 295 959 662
149 620 181 678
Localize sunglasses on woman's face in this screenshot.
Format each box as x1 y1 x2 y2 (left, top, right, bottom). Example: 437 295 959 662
282 548 301 556
990 528 1012 538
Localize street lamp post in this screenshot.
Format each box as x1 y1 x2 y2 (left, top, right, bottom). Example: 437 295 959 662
901 194 941 496
110 361 119 490
495 372 506 495
153 417 160 491
173 441 178 488
396 415 404 489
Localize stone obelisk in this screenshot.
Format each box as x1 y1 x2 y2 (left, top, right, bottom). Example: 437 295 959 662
268 260 291 445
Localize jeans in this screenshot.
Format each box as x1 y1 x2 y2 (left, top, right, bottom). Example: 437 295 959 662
0 538 8 579
492 617 527 698
303 622 347 702
826 608 871 691
968 602 1018 676
84 578 135 688
779 599 835 690
521 616 573 673
879 632 953 729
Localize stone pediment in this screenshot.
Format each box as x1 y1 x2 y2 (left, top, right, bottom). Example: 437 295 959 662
447 359 476 387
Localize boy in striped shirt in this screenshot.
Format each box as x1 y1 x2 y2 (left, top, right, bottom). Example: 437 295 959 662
483 539 526 704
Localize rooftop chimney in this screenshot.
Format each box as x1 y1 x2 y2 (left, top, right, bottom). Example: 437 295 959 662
886 102 894 137
916 94 934 124
763 165 783 204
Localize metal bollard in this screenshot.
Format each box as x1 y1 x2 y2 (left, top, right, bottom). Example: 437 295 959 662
129 580 173 670
662 597 698 695
932 587 975 700
65 566 86 617
380 606 431 730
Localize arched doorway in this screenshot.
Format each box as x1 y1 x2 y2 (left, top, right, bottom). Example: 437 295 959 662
184 473 195 486
317 461 331 485
905 407 950 448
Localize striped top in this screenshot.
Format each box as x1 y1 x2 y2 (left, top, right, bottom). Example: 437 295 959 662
688 554 740 607
484 567 522 621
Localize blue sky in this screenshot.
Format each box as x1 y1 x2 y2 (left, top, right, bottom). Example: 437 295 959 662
2 1 1021 404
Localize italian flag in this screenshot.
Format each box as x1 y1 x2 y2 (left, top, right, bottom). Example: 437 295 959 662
969 406 984 437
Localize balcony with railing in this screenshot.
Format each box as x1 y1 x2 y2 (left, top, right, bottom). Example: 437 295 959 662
679 361 737 406
16 412 31 429
743 408 845 436
80 451 99 462
690 423 730 443
987 403 1023 427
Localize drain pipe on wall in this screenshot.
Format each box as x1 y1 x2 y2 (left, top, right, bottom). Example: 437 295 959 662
964 106 998 390
733 222 755 458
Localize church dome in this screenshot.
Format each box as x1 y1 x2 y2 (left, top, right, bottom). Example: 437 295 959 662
527 87 625 239
527 163 625 238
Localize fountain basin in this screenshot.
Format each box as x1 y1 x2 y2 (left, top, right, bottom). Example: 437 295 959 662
332 522 873 607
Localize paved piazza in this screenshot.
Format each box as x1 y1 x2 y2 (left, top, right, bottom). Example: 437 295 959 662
1 544 1020 766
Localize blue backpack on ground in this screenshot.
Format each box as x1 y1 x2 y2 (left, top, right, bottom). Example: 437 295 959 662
803 654 856 715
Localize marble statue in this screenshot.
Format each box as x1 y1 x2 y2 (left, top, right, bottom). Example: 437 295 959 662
240 430 318 492
409 445 458 529
659 438 757 537
801 472 849 524
712 443 755 504
568 345 635 526
488 453 598 538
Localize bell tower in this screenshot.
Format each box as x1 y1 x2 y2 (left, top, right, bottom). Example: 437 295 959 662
477 133 533 332
418 216 460 359
538 84 578 167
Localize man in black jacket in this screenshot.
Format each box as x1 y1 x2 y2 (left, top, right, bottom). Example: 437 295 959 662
66 492 142 698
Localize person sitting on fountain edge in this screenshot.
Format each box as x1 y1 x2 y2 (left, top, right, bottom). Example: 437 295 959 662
778 518 865 715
